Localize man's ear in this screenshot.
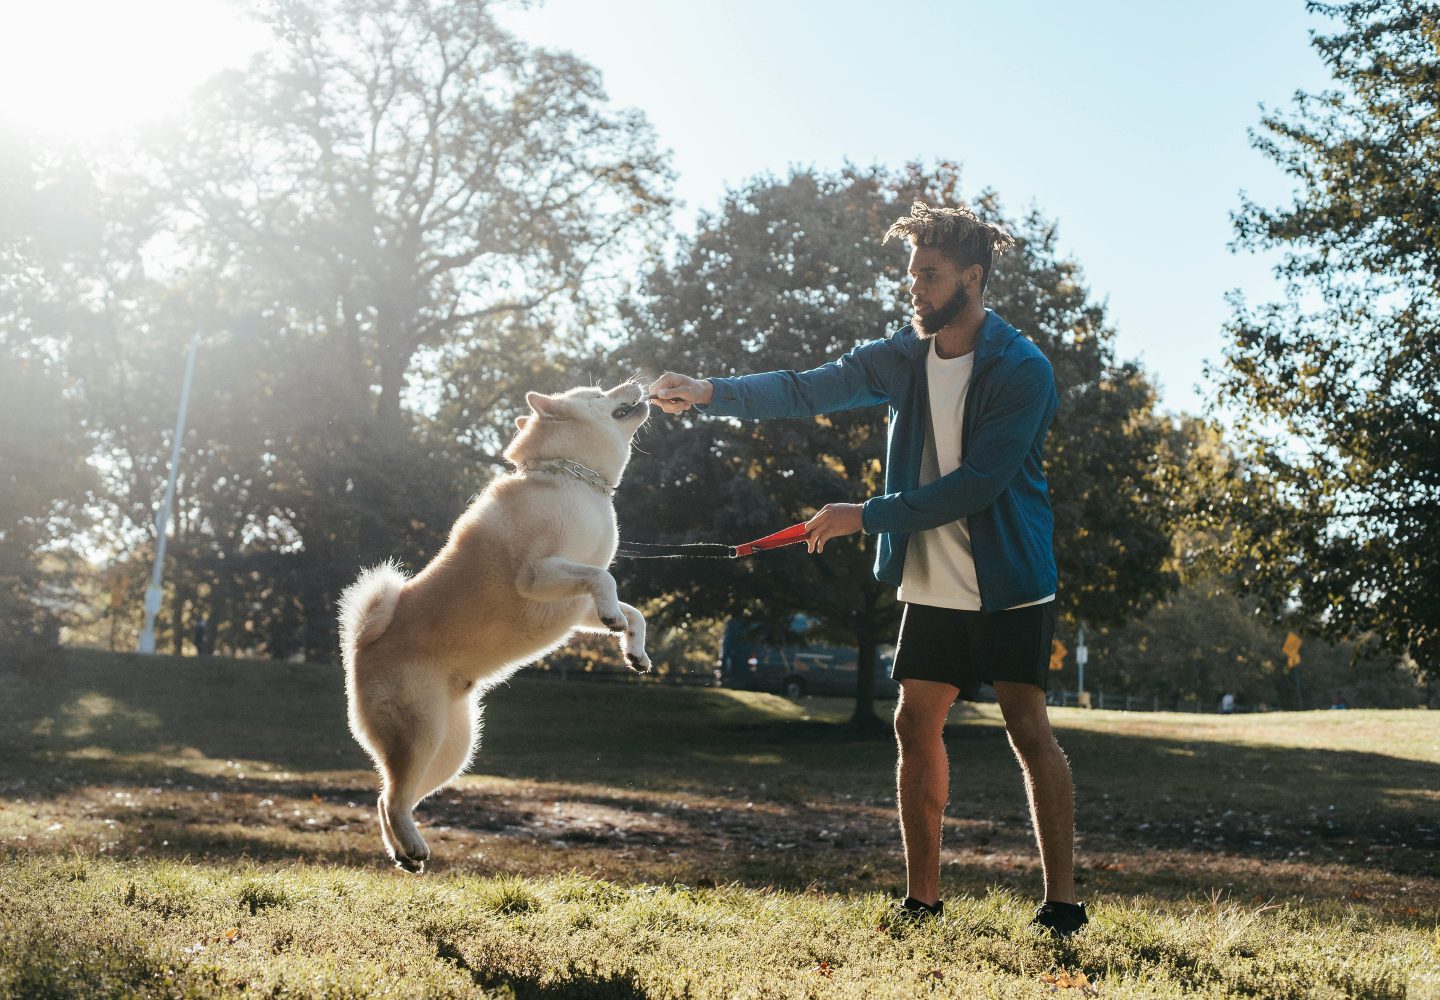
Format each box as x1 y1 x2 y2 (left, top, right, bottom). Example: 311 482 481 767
967 263 985 295
526 391 567 419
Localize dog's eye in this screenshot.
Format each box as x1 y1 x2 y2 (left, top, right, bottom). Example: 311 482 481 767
612 405 633 419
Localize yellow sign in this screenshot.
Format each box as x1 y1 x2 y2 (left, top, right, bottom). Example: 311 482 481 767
1283 632 1302 670
1049 639 1067 672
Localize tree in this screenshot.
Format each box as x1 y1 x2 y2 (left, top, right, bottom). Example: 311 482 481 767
614 168 900 729
1103 417 1425 709
154 0 671 440
0 133 99 648
5 0 673 659
0 354 91 648
614 163 1179 727
1080 576 1425 711
988 213 1178 631
150 0 671 657
1215 0 1440 681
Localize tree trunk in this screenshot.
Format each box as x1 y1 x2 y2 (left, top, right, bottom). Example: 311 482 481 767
170 585 185 657
849 628 888 735
373 304 416 437
376 359 406 434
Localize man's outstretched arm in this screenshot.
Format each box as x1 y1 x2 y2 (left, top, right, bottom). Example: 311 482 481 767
645 372 713 413
645 339 896 421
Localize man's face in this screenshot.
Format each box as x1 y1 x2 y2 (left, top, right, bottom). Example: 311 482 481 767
908 246 978 336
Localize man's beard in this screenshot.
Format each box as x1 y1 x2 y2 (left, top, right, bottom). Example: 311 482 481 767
913 283 971 337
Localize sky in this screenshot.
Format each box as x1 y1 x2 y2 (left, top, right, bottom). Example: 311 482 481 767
0 0 1335 416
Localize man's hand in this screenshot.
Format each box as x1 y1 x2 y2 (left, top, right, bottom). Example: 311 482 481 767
804 503 864 553
645 372 714 414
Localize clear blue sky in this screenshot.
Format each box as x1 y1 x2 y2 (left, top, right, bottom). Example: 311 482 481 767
496 0 1335 416
0 1 1335 417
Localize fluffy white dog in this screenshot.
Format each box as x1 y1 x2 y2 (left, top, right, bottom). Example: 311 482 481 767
338 381 652 872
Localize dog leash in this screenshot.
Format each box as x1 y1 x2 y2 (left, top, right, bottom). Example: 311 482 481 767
616 394 812 560
615 522 810 560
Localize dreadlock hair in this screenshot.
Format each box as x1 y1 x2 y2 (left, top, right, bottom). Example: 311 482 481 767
883 200 1016 293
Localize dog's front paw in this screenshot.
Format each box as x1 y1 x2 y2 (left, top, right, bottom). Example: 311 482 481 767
597 601 627 632
626 652 652 674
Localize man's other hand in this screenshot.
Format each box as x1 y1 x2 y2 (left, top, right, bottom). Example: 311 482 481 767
804 503 864 553
646 372 714 413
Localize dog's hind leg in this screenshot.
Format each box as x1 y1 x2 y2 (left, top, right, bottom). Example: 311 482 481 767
376 794 403 867
378 749 438 872
417 692 482 802
368 689 448 873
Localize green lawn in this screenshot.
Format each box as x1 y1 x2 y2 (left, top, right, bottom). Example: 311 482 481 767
1 647 1436 998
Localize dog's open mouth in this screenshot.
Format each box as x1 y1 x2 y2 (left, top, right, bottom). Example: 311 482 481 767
612 394 648 419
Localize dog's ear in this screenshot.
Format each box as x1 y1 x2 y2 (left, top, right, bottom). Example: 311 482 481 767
514 414 530 430
526 391 568 419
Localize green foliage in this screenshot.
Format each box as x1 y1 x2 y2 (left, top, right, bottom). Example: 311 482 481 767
1075 575 1425 710
0 368 77 651
1056 417 1428 710
992 218 1179 628
0 135 98 649
614 166 909 725
1216 0 1440 679
0 0 672 660
613 163 1180 724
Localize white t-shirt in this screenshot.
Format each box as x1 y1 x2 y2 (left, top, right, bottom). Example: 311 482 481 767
897 339 1055 612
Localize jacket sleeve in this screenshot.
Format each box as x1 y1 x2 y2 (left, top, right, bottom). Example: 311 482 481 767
700 338 894 419
861 356 1056 534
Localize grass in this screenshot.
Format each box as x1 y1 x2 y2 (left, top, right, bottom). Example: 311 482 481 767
1 646 1437 998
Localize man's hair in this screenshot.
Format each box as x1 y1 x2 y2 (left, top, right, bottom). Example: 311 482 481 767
884 200 1016 292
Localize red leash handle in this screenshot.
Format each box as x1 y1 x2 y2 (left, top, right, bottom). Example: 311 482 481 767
732 522 810 557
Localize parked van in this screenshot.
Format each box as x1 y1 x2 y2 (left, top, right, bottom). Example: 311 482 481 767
718 615 898 699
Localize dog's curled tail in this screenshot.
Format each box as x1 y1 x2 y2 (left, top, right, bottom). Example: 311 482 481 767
338 559 408 669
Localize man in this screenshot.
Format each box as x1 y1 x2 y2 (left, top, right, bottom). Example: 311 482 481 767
646 201 1087 937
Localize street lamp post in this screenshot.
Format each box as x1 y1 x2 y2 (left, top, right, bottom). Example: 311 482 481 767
138 330 200 655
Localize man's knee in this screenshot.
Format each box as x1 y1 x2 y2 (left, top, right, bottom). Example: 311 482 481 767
894 703 945 748
1006 721 1053 760
1001 704 1057 758
894 680 957 751
994 684 1054 755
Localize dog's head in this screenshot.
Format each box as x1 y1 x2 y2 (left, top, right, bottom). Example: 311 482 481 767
502 380 650 480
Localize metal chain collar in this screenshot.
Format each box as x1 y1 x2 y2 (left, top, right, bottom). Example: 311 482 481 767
517 459 616 496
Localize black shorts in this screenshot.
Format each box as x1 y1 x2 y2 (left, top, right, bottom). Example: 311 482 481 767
889 601 1055 700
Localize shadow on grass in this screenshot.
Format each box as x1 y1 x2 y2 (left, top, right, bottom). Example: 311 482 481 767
435 937 651 1000
2 648 370 772
3 647 1438 904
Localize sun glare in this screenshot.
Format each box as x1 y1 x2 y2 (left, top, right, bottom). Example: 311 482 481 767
0 1 270 140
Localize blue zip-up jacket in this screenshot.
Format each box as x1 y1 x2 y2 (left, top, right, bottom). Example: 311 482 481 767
701 309 1058 612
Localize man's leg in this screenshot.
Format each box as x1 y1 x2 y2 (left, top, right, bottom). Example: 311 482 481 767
893 678 959 906
993 680 1076 904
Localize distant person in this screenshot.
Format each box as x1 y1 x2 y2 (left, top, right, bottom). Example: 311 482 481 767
647 201 1086 937
1220 692 1235 715
193 616 211 657
1329 693 1349 710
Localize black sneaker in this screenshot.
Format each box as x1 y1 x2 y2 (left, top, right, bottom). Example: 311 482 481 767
1031 900 1088 938
891 896 944 924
